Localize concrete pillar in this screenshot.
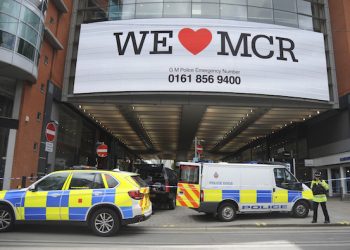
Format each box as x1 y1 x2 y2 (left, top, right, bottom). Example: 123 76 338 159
327 168 333 197
3 82 22 189
340 166 346 198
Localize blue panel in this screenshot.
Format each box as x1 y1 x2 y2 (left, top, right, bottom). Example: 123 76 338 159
69 207 89 221
25 208 46 220
46 191 62 207
288 191 302 202
4 190 25 207
222 190 240 202
60 190 70 207
103 189 115 203
92 189 105 204
257 190 272 203
120 206 133 219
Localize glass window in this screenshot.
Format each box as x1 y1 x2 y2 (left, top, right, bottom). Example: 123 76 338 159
0 30 16 50
192 3 220 18
221 0 247 5
0 0 20 18
298 14 313 30
104 174 119 188
248 7 273 24
20 6 40 30
69 172 104 189
35 172 69 191
131 175 148 187
179 165 199 184
193 0 219 2
297 0 312 15
18 22 38 46
221 4 247 21
135 3 163 18
248 0 272 8
274 10 298 27
164 3 191 18
273 0 296 12
120 4 135 19
274 168 300 190
17 38 35 61
331 168 341 194
0 13 18 35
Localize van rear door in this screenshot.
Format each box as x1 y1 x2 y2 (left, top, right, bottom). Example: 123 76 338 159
176 163 200 208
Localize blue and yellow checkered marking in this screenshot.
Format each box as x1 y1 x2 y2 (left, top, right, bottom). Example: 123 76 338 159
222 190 240 202
205 189 306 204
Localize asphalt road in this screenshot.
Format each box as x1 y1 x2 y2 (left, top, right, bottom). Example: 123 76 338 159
1 205 349 249
0 224 349 250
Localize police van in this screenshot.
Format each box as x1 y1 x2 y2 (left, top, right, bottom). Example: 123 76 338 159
176 162 313 222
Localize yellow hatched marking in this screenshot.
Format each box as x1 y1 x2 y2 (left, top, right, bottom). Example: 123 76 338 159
180 184 199 207
46 207 60 220
240 190 257 203
273 189 288 203
203 189 222 202
68 190 93 207
24 191 48 207
0 191 6 200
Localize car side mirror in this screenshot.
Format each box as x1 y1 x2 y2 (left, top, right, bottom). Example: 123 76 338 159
28 185 37 192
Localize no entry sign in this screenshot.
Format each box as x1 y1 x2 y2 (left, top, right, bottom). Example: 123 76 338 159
196 145 203 154
97 144 108 158
45 122 56 142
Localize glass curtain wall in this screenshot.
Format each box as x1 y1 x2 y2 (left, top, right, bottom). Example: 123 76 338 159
100 0 324 32
0 0 46 64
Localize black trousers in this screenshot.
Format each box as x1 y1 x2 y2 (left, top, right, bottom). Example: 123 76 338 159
313 201 330 222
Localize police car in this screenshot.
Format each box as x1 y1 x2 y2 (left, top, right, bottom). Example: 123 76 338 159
0 169 152 236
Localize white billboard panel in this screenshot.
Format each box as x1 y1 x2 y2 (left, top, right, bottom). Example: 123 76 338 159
74 19 329 101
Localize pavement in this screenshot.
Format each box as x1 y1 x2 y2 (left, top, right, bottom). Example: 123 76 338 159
137 198 350 229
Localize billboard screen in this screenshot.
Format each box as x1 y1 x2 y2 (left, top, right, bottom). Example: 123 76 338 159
74 19 329 101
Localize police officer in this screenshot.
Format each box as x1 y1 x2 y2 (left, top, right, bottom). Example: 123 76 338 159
311 171 330 223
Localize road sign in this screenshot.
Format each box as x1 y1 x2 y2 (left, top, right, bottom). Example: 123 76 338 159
97 144 108 157
45 122 56 142
196 144 203 154
45 142 53 152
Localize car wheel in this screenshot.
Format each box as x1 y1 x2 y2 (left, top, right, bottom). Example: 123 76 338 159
217 203 236 222
90 208 120 237
0 205 15 232
292 200 309 218
168 196 176 210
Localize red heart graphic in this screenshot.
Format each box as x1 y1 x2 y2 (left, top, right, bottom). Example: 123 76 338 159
178 28 212 55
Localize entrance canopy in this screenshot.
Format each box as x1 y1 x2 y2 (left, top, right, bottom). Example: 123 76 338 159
68 93 330 161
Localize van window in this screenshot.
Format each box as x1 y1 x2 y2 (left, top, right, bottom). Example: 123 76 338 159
179 165 199 184
274 168 301 190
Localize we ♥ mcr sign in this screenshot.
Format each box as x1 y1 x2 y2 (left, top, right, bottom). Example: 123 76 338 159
74 18 329 101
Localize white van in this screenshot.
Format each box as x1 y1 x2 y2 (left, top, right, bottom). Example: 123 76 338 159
176 162 313 221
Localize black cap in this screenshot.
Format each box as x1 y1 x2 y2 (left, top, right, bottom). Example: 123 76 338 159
314 171 321 177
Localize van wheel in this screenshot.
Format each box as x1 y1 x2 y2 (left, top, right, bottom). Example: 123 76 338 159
168 196 176 210
292 201 309 218
217 203 236 222
0 205 15 232
89 208 120 236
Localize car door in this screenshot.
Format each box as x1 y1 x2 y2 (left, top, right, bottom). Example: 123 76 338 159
24 172 70 220
63 172 105 221
273 168 301 211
